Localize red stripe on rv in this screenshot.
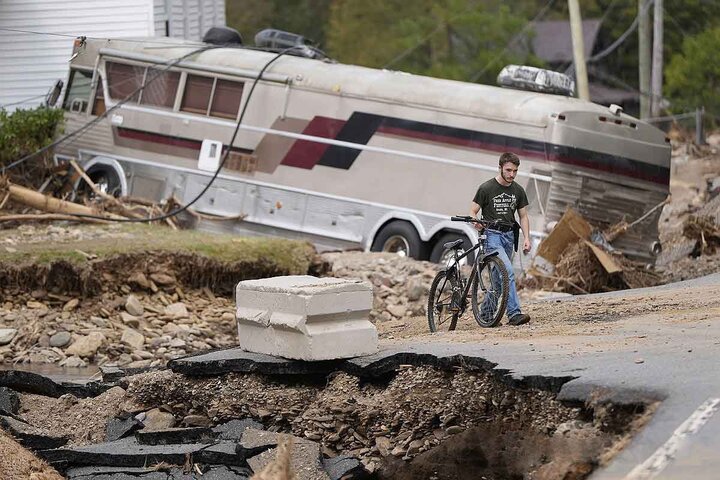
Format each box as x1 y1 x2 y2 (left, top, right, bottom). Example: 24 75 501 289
281 117 347 169
117 127 202 150
376 125 547 160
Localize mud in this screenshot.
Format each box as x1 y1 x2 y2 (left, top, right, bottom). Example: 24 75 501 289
0 251 324 298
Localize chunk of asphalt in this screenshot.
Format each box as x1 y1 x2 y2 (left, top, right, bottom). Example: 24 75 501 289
168 347 343 376
0 386 20 414
106 414 143 442
66 464 253 479
41 436 246 468
322 455 368 480
0 415 69 450
135 426 216 445
99 364 161 384
0 369 111 399
213 419 264 441
245 432 327 480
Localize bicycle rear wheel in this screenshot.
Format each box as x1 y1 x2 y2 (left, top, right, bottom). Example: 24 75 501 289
427 269 459 332
471 255 509 327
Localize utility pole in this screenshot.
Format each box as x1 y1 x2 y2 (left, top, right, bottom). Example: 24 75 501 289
651 0 663 117
568 0 590 100
638 0 651 119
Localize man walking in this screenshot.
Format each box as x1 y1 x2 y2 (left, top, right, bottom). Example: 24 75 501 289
470 152 531 326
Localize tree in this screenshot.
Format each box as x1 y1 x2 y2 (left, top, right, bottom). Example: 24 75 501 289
326 0 542 85
665 26 720 122
225 0 331 48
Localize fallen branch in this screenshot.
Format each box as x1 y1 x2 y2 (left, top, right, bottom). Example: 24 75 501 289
0 177 124 220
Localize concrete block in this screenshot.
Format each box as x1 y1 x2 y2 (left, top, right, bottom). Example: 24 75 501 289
236 276 377 360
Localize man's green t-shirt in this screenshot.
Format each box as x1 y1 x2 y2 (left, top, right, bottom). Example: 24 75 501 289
473 178 529 224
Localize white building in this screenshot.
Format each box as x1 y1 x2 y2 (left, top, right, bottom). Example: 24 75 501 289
0 0 225 111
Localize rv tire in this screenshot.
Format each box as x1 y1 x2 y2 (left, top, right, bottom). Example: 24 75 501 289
371 221 426 259
430 233 474 265
76 164 123 198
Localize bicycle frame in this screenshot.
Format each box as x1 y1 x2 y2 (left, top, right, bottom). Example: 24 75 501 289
441 229 496 314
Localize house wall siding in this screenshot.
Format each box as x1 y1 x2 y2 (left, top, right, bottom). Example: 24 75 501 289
0 0 225 111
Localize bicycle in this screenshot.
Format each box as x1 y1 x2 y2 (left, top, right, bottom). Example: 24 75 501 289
427 216 512 331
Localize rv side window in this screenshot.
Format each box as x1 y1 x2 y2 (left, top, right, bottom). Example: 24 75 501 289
181 74 214 114
140 68 180 108
210 79 243 119
181 74 243 119
91 77 106 116
106 62 143 103
62 69 93 113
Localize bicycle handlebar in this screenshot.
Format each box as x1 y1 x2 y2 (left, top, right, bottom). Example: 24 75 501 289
450 216 515 229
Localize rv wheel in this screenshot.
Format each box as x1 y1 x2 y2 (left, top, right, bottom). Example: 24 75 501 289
371 221 426 259
77 165 123 198
430 233 474 265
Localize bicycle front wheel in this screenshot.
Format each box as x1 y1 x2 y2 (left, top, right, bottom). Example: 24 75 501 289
471 255 509 327
427 269 459 332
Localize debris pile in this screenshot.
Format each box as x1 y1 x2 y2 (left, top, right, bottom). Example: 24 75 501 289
528 209 662 294
320 251 437 326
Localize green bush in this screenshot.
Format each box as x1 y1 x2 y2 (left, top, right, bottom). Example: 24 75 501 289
0 106 64 186
666 26 720 127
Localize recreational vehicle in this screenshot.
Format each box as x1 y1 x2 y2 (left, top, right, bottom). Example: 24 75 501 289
57 35 671 265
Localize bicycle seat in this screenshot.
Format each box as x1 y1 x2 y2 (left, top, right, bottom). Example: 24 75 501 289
443 239 464 250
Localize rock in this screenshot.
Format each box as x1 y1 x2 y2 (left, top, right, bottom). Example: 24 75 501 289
63 298 79 311
375 436 391 457
164 302 189 319
141 408 176 431
182 414 212 427
390 446 407 457
121 328 145 350
386 304 407 319
60 356 87 368
128 272 151 290
406 277 426 301
49 331 72 348
446 426 464 435
150 273 176 286
120 312 140 327
0 328 17 346
125 295 144 316
0 387 20 415
406 439 424 456
65 332 106 358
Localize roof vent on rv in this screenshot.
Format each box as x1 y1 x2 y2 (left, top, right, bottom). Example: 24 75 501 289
254 28 326 59
497 65 575 97
203 26 243 46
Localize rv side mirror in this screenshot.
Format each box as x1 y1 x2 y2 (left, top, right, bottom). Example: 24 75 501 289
609 104 623 116
46 79 64 107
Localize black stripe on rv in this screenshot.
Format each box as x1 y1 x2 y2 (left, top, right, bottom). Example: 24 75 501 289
313 112 669 185
317 113 385 169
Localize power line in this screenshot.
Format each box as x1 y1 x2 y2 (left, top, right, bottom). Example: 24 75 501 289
382 5 475 69
469 0 557 83
0 94 48 109
1 44 218 175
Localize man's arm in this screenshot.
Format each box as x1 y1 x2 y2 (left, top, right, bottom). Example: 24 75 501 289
470 202 482 230
518 206 531 254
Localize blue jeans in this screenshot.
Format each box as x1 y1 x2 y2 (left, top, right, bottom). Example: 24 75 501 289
484 230 521 318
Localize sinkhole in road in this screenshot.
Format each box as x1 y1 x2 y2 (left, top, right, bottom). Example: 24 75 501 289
124 364 655 480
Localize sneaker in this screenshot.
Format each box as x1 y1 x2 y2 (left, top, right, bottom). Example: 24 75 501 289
508 313 530 326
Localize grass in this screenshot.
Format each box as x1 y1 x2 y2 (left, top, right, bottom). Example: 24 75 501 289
0 223 316 273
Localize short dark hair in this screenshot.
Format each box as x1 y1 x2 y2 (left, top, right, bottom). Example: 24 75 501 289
499 152 520 167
